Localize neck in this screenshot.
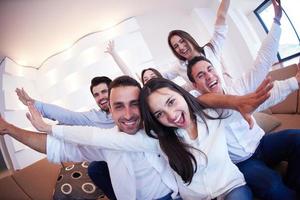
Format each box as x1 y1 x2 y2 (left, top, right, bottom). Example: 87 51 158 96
186 117 198 140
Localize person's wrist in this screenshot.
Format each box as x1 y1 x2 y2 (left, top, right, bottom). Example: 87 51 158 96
273 17 281 25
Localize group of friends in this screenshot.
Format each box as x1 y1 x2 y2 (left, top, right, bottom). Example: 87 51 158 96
1 0 300 199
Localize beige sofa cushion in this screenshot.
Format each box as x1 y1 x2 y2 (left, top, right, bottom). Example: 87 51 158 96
253 112 281 133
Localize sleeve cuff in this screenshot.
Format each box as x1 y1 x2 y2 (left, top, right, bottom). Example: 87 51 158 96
287 77 299 91
52 125 64 138
46 135 62 163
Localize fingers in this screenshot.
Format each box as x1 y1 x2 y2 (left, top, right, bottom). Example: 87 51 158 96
28 102 41 117
255 76 271 93
26 112 32 122
243 113 254 129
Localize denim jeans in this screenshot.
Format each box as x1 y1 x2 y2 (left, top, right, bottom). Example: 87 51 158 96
88 161 117 200
224 185 252 200
236 129 300 200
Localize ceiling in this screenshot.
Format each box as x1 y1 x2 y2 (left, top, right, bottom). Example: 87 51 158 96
0 0 263 68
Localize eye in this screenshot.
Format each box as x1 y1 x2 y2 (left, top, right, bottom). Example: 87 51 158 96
208 66 214 72
132 101 140 107
197 73 204 79
114 105 123 110
155 112 163 119
168 99 175 106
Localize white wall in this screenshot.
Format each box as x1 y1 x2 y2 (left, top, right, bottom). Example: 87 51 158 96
0 18 154 170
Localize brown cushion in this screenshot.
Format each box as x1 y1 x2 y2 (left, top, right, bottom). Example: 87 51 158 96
270 92 298 114
253 112 281 133
271 114 300 132
53 162 104 200
0 175 31 200
13 158 61 200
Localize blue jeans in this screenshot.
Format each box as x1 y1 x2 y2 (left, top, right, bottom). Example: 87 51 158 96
88 161 117 200
224 185 252 200
236 129 300 200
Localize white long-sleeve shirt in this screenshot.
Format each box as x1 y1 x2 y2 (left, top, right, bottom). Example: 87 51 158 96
51 113 245 200
46 128 177 200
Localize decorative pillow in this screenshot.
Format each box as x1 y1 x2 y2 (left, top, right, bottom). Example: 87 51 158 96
53 162 105 200
253 112 281 133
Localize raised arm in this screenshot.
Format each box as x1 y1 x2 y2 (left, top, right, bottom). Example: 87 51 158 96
16 88 111 127
0 116 47 153
105 40 135 78
230 0 282 94
215 0 230 26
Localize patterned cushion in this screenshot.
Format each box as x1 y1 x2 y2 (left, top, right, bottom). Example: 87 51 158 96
53 162 105 200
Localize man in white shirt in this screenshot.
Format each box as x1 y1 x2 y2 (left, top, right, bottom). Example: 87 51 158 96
16 76 117 199
186 55 300 199
9 76 179 200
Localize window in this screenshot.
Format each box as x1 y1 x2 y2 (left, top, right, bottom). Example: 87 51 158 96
254 0 300 62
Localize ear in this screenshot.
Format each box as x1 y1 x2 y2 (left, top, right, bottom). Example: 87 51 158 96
108 103 112 113
193 82 198 89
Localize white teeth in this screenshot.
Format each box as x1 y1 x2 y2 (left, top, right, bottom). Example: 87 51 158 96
208 80 217 88
174 115 181 123
100 100 108 105
124 121 135 125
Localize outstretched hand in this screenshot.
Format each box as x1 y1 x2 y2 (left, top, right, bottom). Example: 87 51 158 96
272 0 282 21
104 40 115 55
235 77 273 129
15 88 35 106
26 103 51 133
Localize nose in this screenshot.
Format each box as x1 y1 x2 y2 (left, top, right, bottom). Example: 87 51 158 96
166 110 176 122
205 72 213 81
178 43 185 50
124 106 133 120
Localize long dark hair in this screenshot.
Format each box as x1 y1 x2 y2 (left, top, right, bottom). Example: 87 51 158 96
140 78 219 184
141 68 163 85
168 30 215 62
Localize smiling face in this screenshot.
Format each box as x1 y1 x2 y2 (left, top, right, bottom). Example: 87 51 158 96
109 86 141 135
191 60 222 94
92 83 110 112
142 70 159 84
170 35 199 61
147 87 192 129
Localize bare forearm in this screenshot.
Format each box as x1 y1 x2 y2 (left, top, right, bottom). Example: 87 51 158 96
215 0 230 25
6 124 47 154
110 52 135 77
198 93 237 109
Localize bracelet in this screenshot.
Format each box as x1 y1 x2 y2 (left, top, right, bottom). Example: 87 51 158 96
273 17 281 25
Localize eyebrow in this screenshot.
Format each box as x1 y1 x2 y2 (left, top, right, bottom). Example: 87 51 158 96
196 71 204 77
112 102 123 106
165 96 172 106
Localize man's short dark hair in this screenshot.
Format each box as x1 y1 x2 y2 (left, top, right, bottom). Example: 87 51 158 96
108 76 141 99
90 76 112 94
187 56 212 83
